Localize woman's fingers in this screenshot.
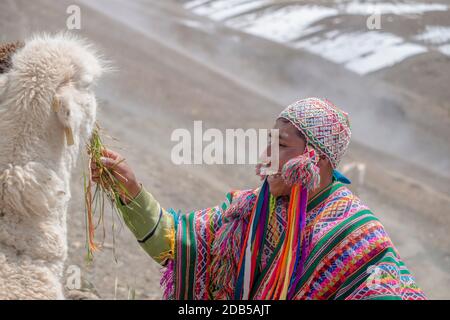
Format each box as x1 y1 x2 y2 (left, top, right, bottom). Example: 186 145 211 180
89 149 140 202
99 157 129 183
100 156 121 169
100 148 122 160
90 150 128 185
90 159 103 183
99 149 127 174
91 167 100 181
91 149 138 197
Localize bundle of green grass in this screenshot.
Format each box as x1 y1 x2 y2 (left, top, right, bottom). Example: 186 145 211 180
84 124 130 261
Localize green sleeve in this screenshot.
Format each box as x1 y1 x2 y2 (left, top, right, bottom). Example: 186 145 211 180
116 186 174 265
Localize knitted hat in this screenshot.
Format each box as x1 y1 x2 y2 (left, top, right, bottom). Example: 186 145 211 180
278 97 351 169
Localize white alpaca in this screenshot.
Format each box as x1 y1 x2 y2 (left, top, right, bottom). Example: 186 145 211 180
0 34 105 299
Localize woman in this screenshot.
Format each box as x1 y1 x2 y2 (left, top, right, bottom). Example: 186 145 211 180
92 97 426 300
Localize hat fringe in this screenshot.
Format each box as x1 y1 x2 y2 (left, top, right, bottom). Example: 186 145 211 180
281 146 320 191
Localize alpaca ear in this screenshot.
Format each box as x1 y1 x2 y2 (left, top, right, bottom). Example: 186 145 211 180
52 96 61 112
53 90 75 146
65 126 75 146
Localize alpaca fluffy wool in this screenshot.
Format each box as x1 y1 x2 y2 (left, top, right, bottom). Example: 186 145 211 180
0 33 105 299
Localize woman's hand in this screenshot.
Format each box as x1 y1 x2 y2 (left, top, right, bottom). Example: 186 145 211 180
91 148 141 205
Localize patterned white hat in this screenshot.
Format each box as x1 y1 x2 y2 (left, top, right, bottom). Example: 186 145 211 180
278 97 351 168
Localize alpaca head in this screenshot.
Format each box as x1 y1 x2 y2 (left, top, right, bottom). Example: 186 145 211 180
0 34 107 224
0 33 106 173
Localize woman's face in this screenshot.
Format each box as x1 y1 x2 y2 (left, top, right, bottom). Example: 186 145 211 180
265 118 306 197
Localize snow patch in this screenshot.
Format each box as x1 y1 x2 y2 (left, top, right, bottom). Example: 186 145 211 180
230 5 338 43
296 31 427 74
343 2 448 15
414 26 450 45
438 44 450 56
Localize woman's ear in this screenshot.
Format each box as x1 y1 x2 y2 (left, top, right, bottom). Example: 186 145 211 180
317 154 335 180
317 154 330 168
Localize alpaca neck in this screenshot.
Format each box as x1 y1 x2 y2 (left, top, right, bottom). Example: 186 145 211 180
0 111 80 193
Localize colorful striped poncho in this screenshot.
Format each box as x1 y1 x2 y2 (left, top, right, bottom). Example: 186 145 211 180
160 181 426 300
